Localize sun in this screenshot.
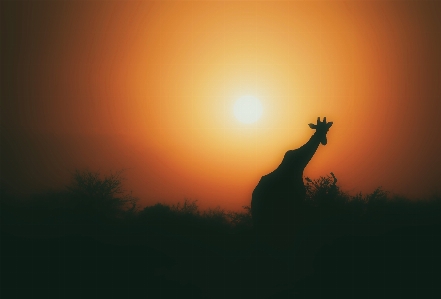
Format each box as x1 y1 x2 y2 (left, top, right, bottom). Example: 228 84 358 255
233 95 263 124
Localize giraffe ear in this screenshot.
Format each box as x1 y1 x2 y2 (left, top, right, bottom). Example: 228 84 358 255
327 122 333 128
308 123 316 129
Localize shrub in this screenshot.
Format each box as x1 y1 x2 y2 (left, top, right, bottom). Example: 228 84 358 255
171 199 200 216
66 169 138 223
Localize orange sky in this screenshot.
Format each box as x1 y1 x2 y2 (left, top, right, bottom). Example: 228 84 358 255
2 0 441 210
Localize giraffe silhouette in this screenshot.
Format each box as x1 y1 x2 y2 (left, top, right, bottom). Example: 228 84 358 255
251 117 333 250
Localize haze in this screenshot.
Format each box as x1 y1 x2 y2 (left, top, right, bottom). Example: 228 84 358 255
1 0 440 211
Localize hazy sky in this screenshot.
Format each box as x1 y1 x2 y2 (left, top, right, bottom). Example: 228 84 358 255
2 0 440 210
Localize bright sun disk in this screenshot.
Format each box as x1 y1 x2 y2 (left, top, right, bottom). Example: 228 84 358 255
233 95 263 124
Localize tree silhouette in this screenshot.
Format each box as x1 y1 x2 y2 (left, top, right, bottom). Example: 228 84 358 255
66 170 138 223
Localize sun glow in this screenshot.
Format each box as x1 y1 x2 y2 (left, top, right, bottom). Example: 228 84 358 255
233 95 263 124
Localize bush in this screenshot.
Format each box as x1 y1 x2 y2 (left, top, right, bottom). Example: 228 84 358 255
227 206 253 228
305 172 348 209
171 199 200 216
66 169 138 223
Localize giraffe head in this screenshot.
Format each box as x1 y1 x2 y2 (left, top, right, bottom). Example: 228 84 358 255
308 117 333 145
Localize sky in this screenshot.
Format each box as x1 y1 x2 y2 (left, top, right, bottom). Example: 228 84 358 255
1 0 440 211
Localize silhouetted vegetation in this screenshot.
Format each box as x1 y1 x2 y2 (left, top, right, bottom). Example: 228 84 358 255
1 170 440 298
66 169 139 223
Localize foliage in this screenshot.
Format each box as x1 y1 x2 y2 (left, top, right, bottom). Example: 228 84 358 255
139 199 252 230
2 169 441 242
65 169 138 223
171 198 200 215
305 172 342 202
2 170 441 298
227 206 253 228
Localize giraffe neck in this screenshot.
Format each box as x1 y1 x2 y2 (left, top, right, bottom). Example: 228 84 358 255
304 131 323 156
276 131 323 177
296 131 322 170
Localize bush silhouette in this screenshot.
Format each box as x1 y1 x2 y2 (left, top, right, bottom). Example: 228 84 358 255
65 169 138 224
136 199 252 238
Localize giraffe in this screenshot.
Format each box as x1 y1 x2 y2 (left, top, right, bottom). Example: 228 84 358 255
251 117 333 250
